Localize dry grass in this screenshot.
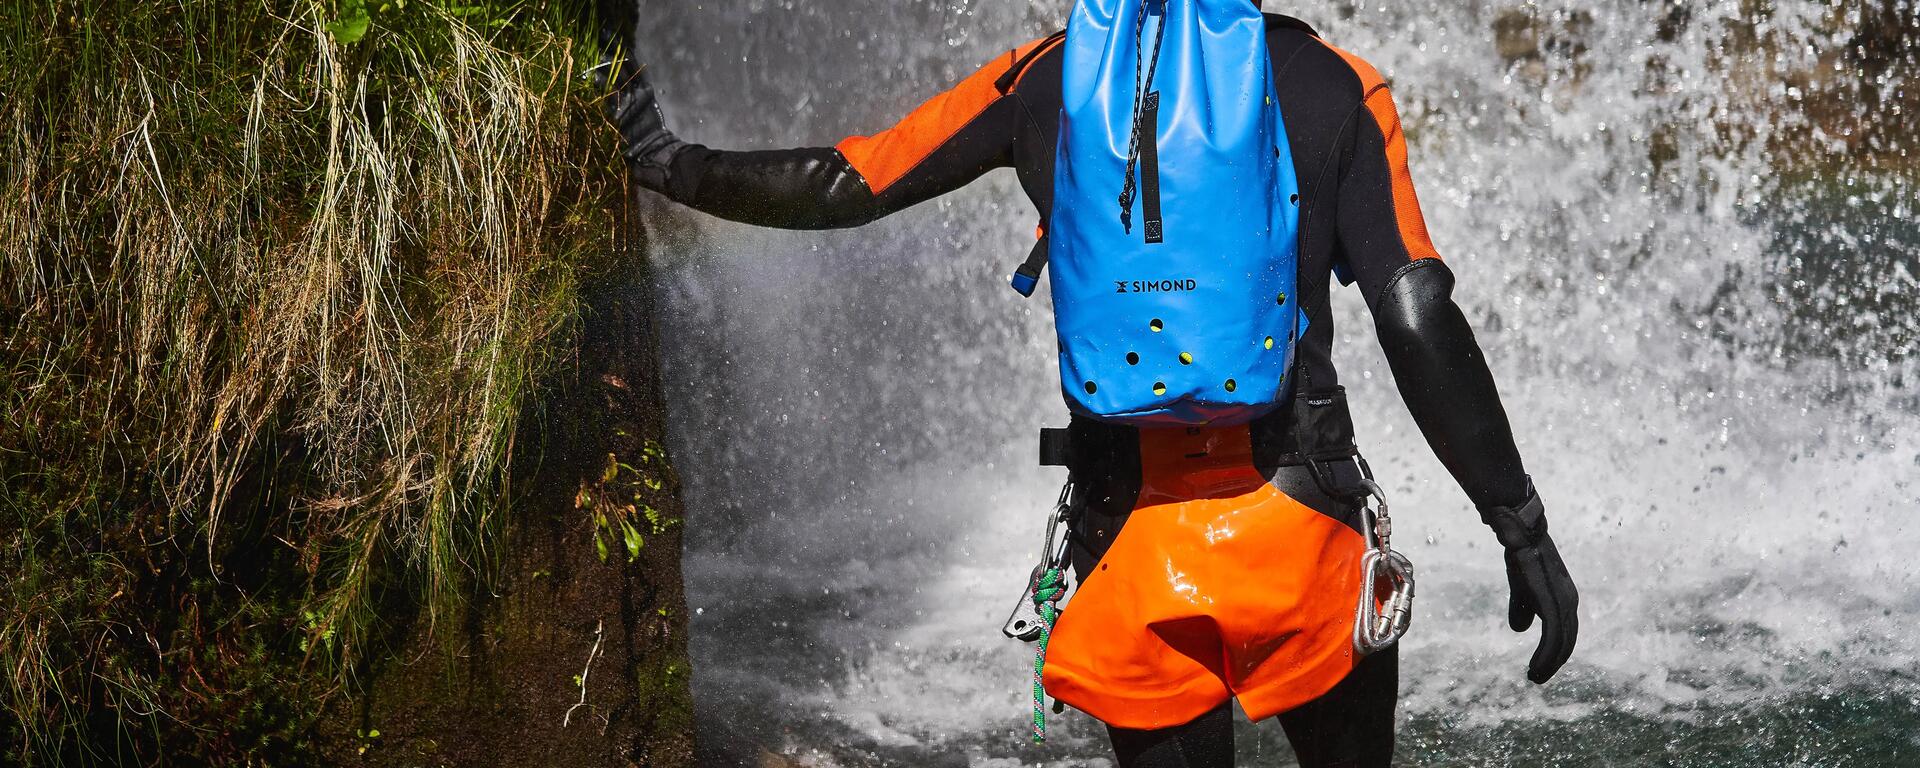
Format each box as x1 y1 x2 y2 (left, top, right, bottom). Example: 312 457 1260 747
0 0 628 761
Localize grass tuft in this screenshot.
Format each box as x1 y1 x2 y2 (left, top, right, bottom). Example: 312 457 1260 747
0 0 631 761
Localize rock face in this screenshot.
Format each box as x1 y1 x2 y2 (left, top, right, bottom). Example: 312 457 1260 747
1492 6 1593 84
1487 0 1917 171
321 229 696 767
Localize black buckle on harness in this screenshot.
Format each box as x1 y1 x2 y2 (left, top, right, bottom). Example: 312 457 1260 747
1308 453 1374 500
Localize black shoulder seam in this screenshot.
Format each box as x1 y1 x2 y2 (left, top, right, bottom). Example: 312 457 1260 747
1358 82 1394 140
1270 36 1312 82
996 30 1067 94
1307 99 1365 283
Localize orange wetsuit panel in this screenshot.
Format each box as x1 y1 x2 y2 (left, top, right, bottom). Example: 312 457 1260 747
1041 425 1366 730
835 35 1061 196
1325 45 1442 263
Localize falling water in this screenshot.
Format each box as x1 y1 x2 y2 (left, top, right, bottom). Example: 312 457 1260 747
635 1 1918 765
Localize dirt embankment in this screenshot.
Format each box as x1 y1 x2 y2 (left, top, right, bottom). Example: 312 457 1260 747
320 236 696 767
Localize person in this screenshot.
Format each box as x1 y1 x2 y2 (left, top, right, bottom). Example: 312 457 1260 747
610 6 1578 767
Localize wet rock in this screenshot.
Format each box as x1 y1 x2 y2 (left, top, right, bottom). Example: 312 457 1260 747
757 749 806 768
1493 8 1542 63
1492 6 1595 86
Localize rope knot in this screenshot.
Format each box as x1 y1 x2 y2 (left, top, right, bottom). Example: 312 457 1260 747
1032 568 1067 608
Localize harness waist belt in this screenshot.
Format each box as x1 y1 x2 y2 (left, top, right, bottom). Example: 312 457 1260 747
1039 386 1365 488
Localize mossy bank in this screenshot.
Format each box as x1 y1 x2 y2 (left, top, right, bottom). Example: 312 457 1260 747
1 1 691 764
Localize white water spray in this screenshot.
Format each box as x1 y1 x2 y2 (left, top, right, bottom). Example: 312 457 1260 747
640 1 1918 764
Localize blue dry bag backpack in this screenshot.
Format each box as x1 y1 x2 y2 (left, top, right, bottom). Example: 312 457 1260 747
1011 0 1302 427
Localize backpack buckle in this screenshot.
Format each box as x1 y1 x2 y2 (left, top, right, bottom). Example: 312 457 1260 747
1009 233 1049 298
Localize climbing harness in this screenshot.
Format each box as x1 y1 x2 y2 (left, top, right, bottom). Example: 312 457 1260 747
1352 478 1415 655
1003 480 1074 742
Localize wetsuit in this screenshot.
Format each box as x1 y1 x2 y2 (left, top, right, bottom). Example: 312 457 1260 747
617 13 1576 768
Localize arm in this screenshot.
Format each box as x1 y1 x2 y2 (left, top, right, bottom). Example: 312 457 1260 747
612 40 1047 230
1331 56 1578 685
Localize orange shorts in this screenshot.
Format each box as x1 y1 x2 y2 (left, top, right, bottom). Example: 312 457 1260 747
1040 424 1366 730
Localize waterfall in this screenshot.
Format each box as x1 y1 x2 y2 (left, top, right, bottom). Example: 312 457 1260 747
638 1 1918 764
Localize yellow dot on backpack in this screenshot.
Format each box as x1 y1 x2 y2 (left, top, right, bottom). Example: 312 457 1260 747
1179 352 1193 365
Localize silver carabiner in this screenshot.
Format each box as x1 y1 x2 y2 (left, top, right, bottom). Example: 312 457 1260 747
1354 479 1415 655
1003 480 1075 641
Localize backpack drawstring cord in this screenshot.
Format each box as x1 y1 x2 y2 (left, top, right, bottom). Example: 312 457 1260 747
1118 0 1170 234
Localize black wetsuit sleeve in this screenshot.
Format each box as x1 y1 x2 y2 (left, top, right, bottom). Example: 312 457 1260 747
1370 259 1530 509
649 40 1052 230
660 146 885 230
1334 83 1532 510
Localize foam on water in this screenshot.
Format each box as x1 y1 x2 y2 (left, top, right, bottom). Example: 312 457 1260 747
638 1 1918 764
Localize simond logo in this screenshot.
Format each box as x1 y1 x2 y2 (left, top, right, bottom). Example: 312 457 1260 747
1114 278 1198 294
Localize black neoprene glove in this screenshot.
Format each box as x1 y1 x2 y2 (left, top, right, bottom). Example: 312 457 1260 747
1478 481 1578 684
599 28 686 190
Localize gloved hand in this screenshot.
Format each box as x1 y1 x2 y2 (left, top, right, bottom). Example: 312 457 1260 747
598 25 686 190
1478 482 1578 684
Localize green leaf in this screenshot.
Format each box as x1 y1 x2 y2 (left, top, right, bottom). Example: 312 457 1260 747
620 519 644 560
327 0 371 44
593 532 608 562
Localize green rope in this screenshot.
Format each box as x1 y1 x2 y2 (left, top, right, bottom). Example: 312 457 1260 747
1030 567 1066 743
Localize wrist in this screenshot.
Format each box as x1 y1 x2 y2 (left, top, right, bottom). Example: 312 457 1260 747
625 136 689 190
1477 479 1547 549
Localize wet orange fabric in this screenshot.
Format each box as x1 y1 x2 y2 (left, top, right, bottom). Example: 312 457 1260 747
1325 45 1442 263
836 35 1060 195
1041 425 1366 730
